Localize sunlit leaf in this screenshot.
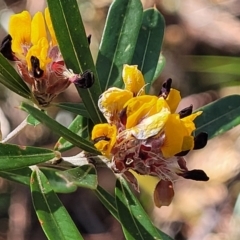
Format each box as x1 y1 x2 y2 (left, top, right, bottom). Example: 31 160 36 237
0 167 78 193
27 114 41 126
0 167 32 185
131 8 165 93
55 115 89 152
96 0 143 90
47 0 104 124
184 55 240 75
20 102 99 154
0 143 60 171
41 167 78 193
52 102 89 118
31 168 83 239
152 54 165 82
0 53 31 99
115 177 172 240
57 165 97 189
95 185 118 219
195 95 240 139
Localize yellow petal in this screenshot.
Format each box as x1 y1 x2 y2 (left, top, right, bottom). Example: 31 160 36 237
182 135 194 151
122 64 145 96
94 141 110 156
98 87 133 123
156 97 171 112
131 107 170 139
125 96 170 129
161 114 189 158
166 88 181 113
44 8 57 46
26 37 50 71
125 95 157 128
31 12 47 45
181 111 202 134
92 123 117 157
9 11 31 54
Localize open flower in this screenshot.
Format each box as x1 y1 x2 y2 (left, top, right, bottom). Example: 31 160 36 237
0 8 93 107
92 64 209 207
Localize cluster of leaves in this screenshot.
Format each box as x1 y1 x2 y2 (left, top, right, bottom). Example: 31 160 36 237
0 0 240 239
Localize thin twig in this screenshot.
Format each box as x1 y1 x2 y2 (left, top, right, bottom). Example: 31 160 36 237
42 152 111 169
1 117 28 143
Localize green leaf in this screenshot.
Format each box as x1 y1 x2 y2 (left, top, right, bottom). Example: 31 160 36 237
152 54 165 82
27 114 41 126
184 55 240 76
115 177 171 240
86 118 94 140
20 102 99 155
47 0 104 124
52 102 89 118
95 185 118 219
0 167 32 185
55 115 89 152
195 95 240 139
0 167 78 193
0 143 60 171
131 8 165 93
41 167 78 193
96 184 172 239
96 0 143 90
57 165 97 189
80 117 90 139
31 168 83 240
150 54 166 95
0 53 31 99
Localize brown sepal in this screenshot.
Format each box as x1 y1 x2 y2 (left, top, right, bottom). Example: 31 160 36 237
154 180 174 207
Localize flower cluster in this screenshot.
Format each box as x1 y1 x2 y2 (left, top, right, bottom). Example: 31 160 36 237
92 64 209 207
0 8 93 107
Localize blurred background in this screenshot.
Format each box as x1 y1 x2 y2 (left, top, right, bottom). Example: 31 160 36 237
1 0 240 239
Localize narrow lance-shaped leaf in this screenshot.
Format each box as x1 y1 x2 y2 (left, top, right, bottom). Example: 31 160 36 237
27 114 41 126
0 166 78 193
152 54 166 83
0 143 60 171
95 185 118 220
195 95 240 139
96 0 143 90
131 8 165 93
20 102 99 155
30 168 83 239
47 0 104 124
41 167 78 193
0 53 31 99
87 118 94 140
150 54 166 95
55 115 89 152
51 102 90 118
184 55 240 76
57 165 98 189
115 177 172 240
0 167 32 185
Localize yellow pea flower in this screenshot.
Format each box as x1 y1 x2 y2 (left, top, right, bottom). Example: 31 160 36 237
92 66 209 207
1 8 94 107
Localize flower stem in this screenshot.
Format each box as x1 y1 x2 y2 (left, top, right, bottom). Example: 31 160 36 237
45 152 111 169
1 117 28 143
